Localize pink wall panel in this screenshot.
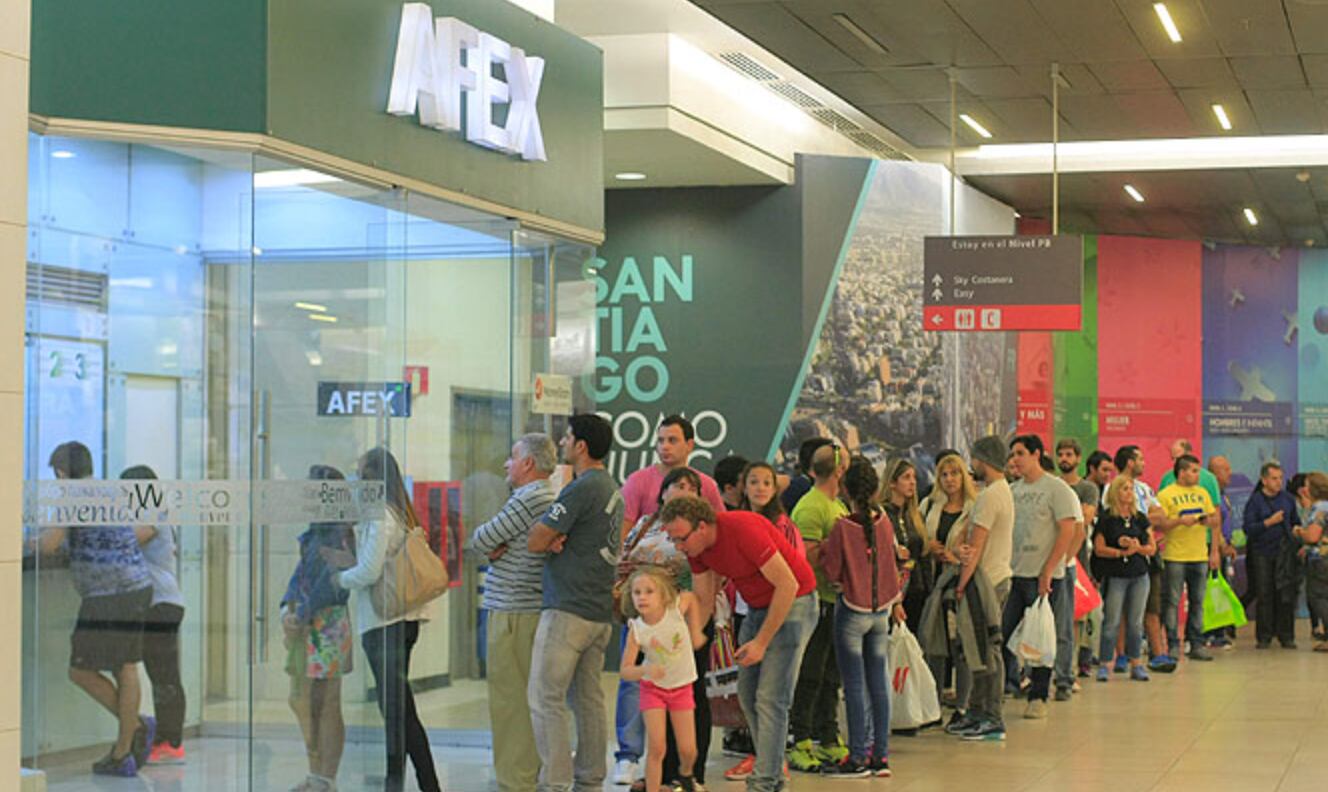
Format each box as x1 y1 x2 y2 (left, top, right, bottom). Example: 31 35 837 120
1096 236 1204 488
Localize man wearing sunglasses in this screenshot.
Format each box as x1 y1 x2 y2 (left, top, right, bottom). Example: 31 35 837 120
659 496 817 792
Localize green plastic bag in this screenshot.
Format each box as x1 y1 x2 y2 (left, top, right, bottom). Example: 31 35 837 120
1231 528 1248 549
1202 571 1248 630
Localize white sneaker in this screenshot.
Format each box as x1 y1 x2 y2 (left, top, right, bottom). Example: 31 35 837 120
613 759 639 785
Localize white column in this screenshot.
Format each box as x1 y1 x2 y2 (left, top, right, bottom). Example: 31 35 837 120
0 0 29 784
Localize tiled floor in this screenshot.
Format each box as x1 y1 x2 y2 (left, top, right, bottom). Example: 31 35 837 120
28 624 1328 791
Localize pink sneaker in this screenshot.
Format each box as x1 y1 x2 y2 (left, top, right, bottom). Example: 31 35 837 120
147 743 185 764
724 755 754 781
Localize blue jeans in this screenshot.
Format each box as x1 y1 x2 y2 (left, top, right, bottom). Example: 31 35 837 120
738 594 817 792
1054 564 1076 690
1098 575 1149 662
832 600 891 762
1164 561 1208 651
528 610 613 792
1001 576 1065 702
614 627 644 762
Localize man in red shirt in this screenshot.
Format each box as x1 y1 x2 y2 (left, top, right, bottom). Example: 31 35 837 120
659 496 818 792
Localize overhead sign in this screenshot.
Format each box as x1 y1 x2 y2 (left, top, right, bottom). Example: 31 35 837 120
923 235 1083 331
317 382 413 417
387 2 547 161
532 372 573 415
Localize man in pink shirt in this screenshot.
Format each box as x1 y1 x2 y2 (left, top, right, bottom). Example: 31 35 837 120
619 415 726 537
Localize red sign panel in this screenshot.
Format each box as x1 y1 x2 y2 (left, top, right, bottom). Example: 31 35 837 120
924 304 1081 331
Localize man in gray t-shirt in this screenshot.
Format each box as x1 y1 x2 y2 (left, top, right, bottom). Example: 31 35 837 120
1001 435 1080 717
540 464 623 622
526 415 624 792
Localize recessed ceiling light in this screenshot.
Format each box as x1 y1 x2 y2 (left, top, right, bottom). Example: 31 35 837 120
1154 3 1182 43
832 13 888 55
1212 104 1232 131
959 114 993 139
253 169 341 189
1124 184 1145 203
614 172 647 181
1243 207 1259 226
51 150 75 159
294 301 328 312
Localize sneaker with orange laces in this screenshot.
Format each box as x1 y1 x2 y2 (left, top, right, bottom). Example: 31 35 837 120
147 743 185 765
724 755 754 781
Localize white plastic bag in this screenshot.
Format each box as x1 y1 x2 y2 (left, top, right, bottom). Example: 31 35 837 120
1009 594 1057 668
887 623 941 730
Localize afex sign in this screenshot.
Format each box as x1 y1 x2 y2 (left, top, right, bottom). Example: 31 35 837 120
387 2 546 161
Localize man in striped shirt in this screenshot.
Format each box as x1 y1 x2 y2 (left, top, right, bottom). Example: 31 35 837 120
468 433 558 792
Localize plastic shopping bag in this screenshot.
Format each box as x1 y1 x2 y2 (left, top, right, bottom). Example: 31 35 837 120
1073 563 1103 621
887 623 941 730
1009 594 1057 668
705 593 746 728
1202 571 1248 630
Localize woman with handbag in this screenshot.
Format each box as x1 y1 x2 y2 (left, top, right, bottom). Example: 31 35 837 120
329 448 445 792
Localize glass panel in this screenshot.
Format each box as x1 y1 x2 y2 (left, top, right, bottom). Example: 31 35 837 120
22 133 599 791
22 134 255 789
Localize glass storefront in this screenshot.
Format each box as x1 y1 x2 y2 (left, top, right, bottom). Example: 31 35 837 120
21 132 596 790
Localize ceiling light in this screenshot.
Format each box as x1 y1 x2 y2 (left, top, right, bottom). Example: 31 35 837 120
1154 3 1182 43
294 301 328 312
832 13 888 55
309 314 338 323
1124 184 1145 203
1212 104 1232 131
1243 207 1258 226
253 169 341 189
959 114 993 139
50 150 76 159
614 172 647 181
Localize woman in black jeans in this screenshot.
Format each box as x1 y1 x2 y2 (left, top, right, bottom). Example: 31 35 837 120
330 448 440 792
882 459 934 634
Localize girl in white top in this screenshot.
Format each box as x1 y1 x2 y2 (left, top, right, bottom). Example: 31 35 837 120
621 567 706 792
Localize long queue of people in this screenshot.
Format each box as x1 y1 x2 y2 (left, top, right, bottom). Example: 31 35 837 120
474 416 1328 792
31 416 1328 792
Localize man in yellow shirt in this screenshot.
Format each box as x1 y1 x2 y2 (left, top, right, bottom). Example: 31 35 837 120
1157 454 1220 663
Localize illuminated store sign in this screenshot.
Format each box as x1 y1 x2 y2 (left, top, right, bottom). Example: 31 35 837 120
386 2 547 161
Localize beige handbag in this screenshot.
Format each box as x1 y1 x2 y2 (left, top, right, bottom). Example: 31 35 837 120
370 520 449 619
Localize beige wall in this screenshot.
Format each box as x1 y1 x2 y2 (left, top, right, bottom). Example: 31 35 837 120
1 0 30 778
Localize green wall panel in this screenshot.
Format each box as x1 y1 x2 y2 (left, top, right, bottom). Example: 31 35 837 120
266 0 604 235
31 0 604 236
31 1 267 133
1053 234 1098 461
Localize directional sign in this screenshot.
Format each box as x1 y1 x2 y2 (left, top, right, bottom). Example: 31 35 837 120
923 235 1083 331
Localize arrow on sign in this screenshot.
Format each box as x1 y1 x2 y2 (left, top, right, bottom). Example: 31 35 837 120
931 314 943 325
931 289 944 301
932 274 943 286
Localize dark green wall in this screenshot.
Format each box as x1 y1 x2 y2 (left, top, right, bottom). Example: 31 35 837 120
31 1 267 132
31 0 604 235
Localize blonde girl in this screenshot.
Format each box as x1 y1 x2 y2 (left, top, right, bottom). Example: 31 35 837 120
620 568 706 792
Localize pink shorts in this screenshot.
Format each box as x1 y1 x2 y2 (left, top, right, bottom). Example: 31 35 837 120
639 680 695 712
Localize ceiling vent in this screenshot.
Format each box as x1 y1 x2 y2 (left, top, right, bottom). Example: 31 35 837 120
717 51 780 82
716 51 909 162
26 264 108 310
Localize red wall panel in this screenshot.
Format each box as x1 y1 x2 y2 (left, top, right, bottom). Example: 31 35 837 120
1095 236 1204 488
